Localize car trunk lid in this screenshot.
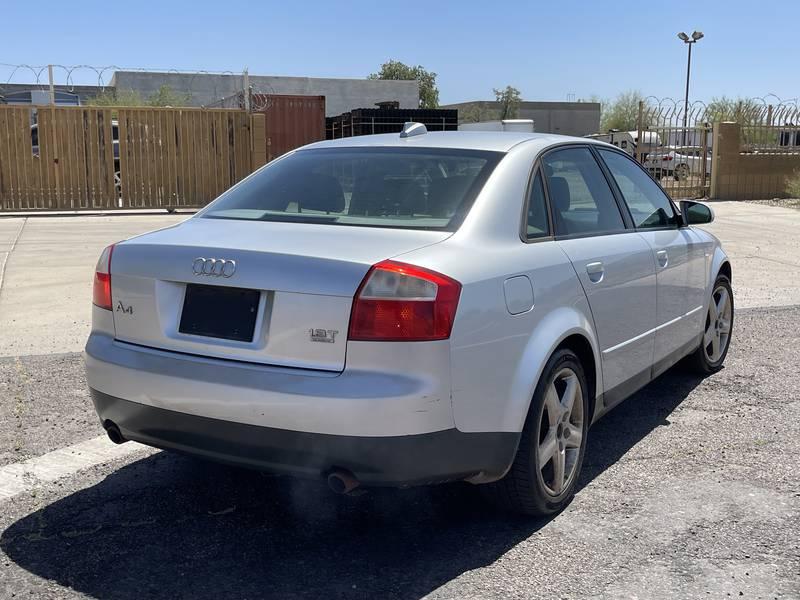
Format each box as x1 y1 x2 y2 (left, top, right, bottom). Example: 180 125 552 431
110 217 450 371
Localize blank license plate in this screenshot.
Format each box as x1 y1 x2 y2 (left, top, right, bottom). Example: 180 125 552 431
179 284 260 342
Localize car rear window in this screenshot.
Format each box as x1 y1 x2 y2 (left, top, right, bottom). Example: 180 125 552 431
200 147 503 231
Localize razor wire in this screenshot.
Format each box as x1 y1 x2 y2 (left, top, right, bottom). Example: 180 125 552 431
0 63 277 111
639 95 800 129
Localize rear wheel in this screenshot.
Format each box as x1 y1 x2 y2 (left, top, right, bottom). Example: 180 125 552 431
482 349 589 516
689 274 733 373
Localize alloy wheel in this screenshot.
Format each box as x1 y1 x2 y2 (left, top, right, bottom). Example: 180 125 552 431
704 285 732 362
538 367 584 496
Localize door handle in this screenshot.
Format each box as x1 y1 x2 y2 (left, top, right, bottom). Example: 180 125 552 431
586 261 605 283
656 249 669 268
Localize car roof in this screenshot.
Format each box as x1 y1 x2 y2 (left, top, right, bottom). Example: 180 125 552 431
303 130 604 154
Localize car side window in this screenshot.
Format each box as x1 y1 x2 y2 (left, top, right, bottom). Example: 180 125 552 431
542 147 626 237
526 170 550 239
597 149 679 229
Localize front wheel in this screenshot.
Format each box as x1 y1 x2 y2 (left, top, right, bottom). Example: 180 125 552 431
482 349 589 516
689 274 733 373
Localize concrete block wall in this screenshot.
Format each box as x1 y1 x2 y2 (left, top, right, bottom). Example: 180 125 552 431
441 101 601 137
710 122 800 200
111 72 419 117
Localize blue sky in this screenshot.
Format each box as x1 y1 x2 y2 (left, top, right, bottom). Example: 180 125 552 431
2 0 798 105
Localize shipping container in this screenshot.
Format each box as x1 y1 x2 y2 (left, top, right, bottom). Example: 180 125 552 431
251 94 326 162
326 107 458 140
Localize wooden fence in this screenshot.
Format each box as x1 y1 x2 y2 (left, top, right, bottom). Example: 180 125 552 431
0 105 266 211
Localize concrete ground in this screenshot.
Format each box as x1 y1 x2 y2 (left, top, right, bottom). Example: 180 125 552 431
0 214 186 357
703 201 800 309
0 202 799 598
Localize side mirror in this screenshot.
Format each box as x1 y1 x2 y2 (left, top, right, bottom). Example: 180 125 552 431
680 200 714 225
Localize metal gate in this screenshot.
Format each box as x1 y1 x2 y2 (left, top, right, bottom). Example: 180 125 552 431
634 98 800 201
635 101 712 200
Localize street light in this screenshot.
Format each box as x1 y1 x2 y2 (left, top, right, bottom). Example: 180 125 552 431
678 30 703 144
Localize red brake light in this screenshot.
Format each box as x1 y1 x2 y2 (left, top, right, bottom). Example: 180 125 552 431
92 244 115 310
662 155 673 161
348 260 461 341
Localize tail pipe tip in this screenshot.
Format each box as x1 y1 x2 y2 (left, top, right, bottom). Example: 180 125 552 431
327 468 360 495
104 421 127 445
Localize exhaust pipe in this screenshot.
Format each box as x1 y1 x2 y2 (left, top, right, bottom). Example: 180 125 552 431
104 421 127 445
327 468 360 495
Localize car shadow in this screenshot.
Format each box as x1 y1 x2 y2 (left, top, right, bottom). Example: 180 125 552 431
1 368 706 599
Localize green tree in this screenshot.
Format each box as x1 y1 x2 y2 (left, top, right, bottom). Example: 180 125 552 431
146 85 191 107
368 60 439 108
705 97 766 124
459 103 500 123
787 170 800 199
600 90 644 132
87 85 190 107
87 89 145 107
493 85 522 119
706 97 778 146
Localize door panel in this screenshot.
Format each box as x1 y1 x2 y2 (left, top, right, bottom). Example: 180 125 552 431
637 229 707 365
543 147 657 396
557 234 657 393
594 147 707 366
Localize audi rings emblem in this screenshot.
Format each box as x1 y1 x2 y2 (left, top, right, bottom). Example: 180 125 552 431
192 257 237 278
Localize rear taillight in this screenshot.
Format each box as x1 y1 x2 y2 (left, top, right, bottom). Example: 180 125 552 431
92 244 115 310
662 155 673 161
348 260 461 342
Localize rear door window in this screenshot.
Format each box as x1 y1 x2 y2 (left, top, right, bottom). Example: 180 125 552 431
201 147 502 231
542 147 626 236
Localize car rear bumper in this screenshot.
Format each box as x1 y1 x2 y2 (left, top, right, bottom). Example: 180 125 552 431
84 332 519 485
91 389 518 486
84 332 456 437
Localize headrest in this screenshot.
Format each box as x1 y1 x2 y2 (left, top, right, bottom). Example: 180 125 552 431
549 176 570 213
298 173 345 213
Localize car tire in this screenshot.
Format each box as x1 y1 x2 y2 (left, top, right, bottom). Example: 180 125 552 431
482 348 589 516
674 163 691 180
688 274 733 374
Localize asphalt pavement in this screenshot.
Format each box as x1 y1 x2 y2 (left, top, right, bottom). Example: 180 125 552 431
0 305 798 599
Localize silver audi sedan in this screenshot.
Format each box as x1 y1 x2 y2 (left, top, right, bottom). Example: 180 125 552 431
84 124 733 515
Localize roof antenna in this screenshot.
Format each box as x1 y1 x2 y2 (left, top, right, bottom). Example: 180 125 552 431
400 122 427 138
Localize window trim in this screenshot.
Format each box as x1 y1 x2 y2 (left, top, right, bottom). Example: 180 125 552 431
519 166 555 244
536 143 634 241
592 146 684 231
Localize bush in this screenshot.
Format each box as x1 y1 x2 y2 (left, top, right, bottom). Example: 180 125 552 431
787 170 800 199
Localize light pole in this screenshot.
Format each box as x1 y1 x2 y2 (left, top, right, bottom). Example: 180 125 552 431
678 31 703 145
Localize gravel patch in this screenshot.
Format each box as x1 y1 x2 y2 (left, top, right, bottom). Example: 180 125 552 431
744 198 800 210
0 353 95 467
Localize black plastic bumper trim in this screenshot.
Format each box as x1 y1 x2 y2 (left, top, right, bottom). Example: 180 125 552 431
90 389 519 487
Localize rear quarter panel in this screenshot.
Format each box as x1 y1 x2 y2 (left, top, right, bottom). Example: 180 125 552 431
400 239 599 434
395 140 601 434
